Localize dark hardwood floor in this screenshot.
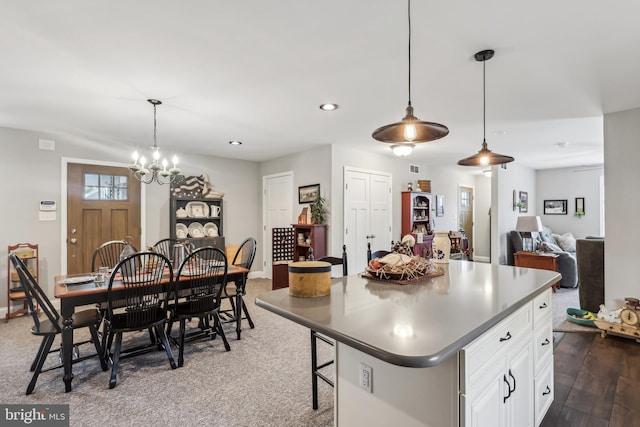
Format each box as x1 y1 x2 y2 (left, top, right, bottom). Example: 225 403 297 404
541 332 640 427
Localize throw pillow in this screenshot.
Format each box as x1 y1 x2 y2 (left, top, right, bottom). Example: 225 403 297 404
538 226 556 244
553 233 576 252
540 241 563 252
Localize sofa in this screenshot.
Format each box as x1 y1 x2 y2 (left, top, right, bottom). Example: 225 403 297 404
509 226 578 288
576 237 605 313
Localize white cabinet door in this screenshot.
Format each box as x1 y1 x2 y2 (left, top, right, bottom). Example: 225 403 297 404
464 372 505 427
504 341 534 427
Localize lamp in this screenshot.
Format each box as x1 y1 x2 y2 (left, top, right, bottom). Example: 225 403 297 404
457 50 514 167
516 216 543 252
128 99 181 185
371 0 448 155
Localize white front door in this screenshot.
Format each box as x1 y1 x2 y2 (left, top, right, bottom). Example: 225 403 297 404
344 168 392 273
263 172 293 278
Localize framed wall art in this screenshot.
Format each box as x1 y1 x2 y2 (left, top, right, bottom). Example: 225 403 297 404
298 184 320 204
543 199 568 215
575 197 585 217
519 191 528 213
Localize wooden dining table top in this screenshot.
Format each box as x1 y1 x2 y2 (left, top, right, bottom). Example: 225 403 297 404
54 264 249 299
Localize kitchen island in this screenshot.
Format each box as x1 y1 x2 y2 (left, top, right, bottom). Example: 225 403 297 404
256 261 560 427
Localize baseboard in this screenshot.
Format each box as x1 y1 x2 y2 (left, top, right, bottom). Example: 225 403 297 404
473 256 490 263
248 270 265 279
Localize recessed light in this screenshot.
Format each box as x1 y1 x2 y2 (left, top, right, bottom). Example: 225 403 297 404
555 141 569 148
229 140 242 146
319 103 339 111
493 130 507 135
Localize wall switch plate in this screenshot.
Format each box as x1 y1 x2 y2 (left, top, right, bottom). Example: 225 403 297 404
359 362 372 393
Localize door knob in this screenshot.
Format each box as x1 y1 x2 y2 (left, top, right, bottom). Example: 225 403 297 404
70 238 77 244
70 228 77 234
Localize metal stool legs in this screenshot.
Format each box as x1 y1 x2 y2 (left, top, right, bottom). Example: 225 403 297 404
311 329 334 410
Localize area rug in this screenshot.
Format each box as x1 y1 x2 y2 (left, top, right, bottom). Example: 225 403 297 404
552 287 600 333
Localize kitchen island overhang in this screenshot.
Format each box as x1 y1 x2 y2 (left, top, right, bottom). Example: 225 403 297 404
256 261 560 368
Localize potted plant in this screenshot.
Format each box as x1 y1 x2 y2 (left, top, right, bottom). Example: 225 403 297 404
311 195 328 224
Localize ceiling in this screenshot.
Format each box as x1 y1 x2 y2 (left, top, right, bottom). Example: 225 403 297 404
2 1 638 170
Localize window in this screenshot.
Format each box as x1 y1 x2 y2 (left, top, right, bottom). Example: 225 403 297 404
461 190 471 207
84 173 128 200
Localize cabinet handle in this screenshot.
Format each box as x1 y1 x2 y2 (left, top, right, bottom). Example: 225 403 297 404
542 385 551 396
499 331 512 342
539 302 548 309
508 369 516 395
541 338 551 346
503 375 511 403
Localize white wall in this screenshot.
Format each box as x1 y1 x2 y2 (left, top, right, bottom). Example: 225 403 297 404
603 107 640 308
0 127 261 309
259 144 332 251
536 166 603 238
493 163 537 265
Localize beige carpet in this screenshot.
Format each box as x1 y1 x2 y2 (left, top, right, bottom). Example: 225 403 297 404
0 279 334 427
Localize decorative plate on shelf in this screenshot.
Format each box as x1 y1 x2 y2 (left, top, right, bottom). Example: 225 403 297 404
185 201 209 218
176 223 188 239
176 207 188 218
188 222 205 238
204 222 219 237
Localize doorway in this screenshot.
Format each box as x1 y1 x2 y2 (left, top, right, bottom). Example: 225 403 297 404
62 159 143 275
262 172 294 279
458 185 474 259
344 167 392 273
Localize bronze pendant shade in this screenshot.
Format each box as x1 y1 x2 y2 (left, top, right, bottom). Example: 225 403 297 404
457 49 514 167
372 0 449 148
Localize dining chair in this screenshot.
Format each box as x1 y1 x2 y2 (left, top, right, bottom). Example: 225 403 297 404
91 240 138 272
151 238 195 260
311 244 348 409
219 237 257 336
9 253 107 395
366 241 391 262
102 251 176 388
166 247 230 367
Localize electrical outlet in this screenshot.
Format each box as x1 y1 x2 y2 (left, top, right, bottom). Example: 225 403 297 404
359 363 372 393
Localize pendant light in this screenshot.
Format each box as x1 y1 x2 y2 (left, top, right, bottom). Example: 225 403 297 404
458 50 514 167
372 0 448 155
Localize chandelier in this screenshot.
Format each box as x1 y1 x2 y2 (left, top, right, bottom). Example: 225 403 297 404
128 99 181 184
457 50 514 167
372 0 449 156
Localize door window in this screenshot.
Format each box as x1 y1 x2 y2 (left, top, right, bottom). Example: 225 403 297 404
84 173 128 200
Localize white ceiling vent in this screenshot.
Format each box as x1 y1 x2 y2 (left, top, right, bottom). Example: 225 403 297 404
409 164 420 174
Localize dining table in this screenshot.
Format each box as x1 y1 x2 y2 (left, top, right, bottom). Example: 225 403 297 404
54 264 249 392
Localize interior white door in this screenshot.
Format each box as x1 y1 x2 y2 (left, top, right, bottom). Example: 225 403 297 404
344 168 392 273
263 172 293 278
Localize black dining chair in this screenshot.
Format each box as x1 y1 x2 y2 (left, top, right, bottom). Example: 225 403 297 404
166 247 230 367
102 252 176 388
219 237 257 337
312 244 348 409
91 240 138 272
151 238 195 260
367 242 391 262
9 253 107 395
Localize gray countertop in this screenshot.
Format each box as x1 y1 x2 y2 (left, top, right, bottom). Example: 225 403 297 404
255 261 560 368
